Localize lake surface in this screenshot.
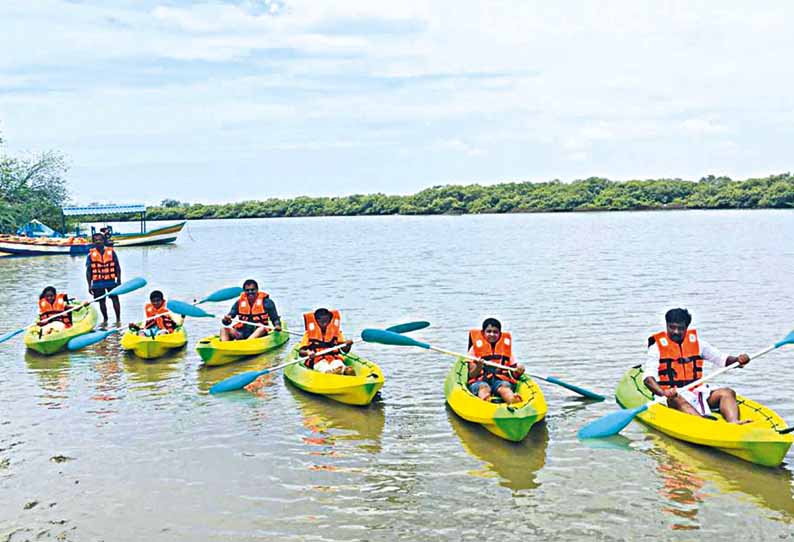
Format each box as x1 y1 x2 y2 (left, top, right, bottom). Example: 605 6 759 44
1 211 793 541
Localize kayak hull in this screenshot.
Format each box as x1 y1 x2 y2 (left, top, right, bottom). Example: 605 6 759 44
24 305 98 355
615 366 793 467
196 325 289 366
121 326 187 360
444 358 547 442
283 344 384 406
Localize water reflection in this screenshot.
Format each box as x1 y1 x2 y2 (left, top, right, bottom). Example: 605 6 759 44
122 352 182 386
24 350 71 408
194 352 288 394
447 407 548 491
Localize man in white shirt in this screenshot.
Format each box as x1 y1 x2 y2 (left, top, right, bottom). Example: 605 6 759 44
643 308 750 423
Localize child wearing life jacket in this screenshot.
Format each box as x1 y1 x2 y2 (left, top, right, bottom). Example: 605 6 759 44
467 318 526 404
37 286 86 336
128 290 179 337
298 308 354 375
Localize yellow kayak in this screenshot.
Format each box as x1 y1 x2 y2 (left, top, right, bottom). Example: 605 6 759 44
24 304 98 355
283 344 384 406
616 366 793 467
196 324 289 366
444 358 547 442
120 326 187 360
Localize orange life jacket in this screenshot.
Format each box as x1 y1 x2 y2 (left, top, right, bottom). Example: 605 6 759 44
650 329 704 389
145 302 175 332
88 246 117 282
38 294 72 327
302 310 343 368
234 292 270 329
467 329 517 384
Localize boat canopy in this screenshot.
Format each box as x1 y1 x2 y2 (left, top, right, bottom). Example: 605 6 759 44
62 204 149 233
17 219 61 237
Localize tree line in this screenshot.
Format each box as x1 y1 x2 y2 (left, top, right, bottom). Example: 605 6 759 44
147 174 794 221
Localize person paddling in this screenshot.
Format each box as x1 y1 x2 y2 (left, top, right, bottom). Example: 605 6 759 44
220 279 281 341
467 318 525 404
643 308 750 424
85 232 121 325
129 290 180 337
37 286 88 336
298 308 354 375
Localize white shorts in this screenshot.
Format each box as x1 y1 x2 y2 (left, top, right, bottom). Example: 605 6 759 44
678 385 713 416
313 359 345 373
41 321 66 335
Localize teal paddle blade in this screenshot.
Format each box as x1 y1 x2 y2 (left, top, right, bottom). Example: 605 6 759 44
385 321 430 334
67 328 119 351
774 330 794 348
167 300 213 318
361 329 430 348
107 277 147 296
578 403 650 439
544 376 606 401
198 287 243 304
210 369 267 394
0 328 25 344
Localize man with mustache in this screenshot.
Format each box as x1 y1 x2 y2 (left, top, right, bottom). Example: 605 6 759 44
643 308 750 423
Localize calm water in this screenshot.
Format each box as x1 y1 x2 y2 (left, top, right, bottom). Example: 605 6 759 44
1 212 793 541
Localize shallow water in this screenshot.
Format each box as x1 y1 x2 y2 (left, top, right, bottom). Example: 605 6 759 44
1 211 793 541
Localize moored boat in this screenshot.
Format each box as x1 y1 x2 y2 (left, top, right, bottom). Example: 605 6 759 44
283 344 385 406
615 366 793 467
444 358 547 442
120 326 188 360
24 305 98 355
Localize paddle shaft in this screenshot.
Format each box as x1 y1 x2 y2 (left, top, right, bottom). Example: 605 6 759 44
429 345 522 375
260 343 350 375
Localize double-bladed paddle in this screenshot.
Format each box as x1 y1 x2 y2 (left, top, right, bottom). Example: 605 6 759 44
0 277 147 346
360 328 605 400
577 329 794 439
209 321 430 395
223 317 431 339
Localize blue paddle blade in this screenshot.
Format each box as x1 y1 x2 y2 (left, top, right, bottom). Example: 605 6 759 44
385 321 430 334
197 286 243 304
210 369 267 394
107 277 147 296
0 328 25 344
774 330 794 348
167 300 213 318
67 329 119 351
544 376 606 401
361 328 430 348
578 403 650 439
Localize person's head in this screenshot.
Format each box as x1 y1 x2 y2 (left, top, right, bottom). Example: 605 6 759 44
665 308 692 344
40 286 57 303
92 232 105 248
481 317 502 344
242 279 258 299
314 308 332 328
150 290 165 308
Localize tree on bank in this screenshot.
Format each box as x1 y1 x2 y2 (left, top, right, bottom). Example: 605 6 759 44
0 132 70 233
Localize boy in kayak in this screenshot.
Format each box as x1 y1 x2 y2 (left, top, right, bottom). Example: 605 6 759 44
85 232 121 326
37 286 88 336
643 308 750 423
128 290 180 336
467 318 525 404
220 279 282 341
298 308 354 375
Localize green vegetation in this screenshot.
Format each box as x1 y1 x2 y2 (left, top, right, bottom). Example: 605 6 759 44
146 174 794 221
0 133 69 233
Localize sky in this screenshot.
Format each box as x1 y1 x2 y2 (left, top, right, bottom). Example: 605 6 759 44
2 0 794 205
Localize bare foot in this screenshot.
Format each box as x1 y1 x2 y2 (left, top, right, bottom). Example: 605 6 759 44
509 394 524 404
733 419 752 425
343 367 355 376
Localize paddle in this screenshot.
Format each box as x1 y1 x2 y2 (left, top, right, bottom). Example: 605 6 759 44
209 321 430 395
0 277 147 345
209 344 344 394
577 329 794 439
195 286 243 305
225 318 431 338
360 329 604 400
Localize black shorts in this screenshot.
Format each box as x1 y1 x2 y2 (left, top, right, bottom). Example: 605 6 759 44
90 287 118 298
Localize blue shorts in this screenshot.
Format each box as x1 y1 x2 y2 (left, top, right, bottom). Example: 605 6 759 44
468 380 513 395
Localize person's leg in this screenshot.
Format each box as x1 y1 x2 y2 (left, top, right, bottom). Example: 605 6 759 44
468 381 491 401
247 325 267 339
220 327 232 341
707 388 747 423
666 395 702 416
494 381 522 404
110 295 120 323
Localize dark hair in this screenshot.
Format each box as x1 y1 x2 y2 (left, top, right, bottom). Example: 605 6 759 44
150 290 164 301
39 286 57 299
92 232 104 241
242 279 258 289
481 318 502 331
665 308 692 327
314 308 332 319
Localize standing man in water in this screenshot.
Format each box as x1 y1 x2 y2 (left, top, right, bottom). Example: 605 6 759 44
643 308 750 423
86 232 122 325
